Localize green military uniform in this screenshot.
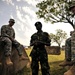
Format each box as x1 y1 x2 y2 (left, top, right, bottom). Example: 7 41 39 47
71 31 75 61
1 25 23 56
64 2 75 75
30 25 51 75
65 37 71 61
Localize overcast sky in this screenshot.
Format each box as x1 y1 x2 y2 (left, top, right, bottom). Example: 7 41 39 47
0 0 74 46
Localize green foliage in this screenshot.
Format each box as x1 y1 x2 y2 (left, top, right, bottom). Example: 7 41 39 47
36 0 75 28
49 29 67 47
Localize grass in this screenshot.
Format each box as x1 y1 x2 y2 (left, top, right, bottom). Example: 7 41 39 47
48 50 65 62
17 48 68 75
48 50 67 75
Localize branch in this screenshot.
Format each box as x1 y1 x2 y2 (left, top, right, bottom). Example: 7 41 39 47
50 14 61 22
62 15 74 29
66 18 74 28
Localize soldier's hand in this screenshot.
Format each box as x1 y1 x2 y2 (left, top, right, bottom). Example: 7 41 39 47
34 40 39 45
35 41 44 45
9 37 14 41
30 41 38 46
31 40 44 46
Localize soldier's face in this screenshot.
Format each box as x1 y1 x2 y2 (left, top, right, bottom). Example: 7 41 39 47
71 7 75 14
35 24 42 30
9 21 15 26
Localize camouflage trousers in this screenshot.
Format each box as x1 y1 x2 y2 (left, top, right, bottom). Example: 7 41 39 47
65 48 71 61
1 37 23 56
71 37 75 61
64 31 75 62
71 32 75 61
65 44 75 61
31 55 50 75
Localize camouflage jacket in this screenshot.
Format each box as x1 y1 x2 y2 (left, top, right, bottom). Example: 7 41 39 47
1 25 15 39
30 30 51 57
65 37 71 51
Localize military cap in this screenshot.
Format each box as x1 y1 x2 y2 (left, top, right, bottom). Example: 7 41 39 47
35 21 42 27
69 1 75 10
9 19 15 23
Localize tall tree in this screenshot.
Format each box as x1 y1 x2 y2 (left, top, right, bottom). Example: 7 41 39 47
49 29 67 47
36 0 75 29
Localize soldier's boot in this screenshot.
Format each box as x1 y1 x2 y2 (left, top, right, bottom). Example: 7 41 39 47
19 55 28 60
59 60 73 66
5 56 13 65
64 65 75 75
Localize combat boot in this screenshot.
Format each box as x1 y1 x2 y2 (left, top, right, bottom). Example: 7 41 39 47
64 65 75 75
19 55 28 60
59 60 73 66
5 56 13 65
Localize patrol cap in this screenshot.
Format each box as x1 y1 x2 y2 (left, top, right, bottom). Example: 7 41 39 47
69 1 75 10
9 19 15 23
35 21 42 27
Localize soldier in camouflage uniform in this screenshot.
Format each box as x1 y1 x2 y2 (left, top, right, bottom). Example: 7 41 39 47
30 21 51 75
64 1 75 75
59 31 74 66
1 19 26 65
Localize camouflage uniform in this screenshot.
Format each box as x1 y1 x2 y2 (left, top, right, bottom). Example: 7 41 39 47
71 31 75 61
30 31 51 75
65 37 71 61
1 25 23 56
70 1 75 61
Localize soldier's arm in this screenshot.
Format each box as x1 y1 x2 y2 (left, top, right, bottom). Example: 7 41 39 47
30 35 35 46
45 40 51 46
1 25 9 37
30 35 39 46
13 29 15 39
30 39 38 46
10 28 15 41
65 37 71 49
43 32 51 46
30 40 35 46
1 25 14 41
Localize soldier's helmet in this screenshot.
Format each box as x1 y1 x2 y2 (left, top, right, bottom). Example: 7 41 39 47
9 19 15 23
35 21 42 27
69 1 75 10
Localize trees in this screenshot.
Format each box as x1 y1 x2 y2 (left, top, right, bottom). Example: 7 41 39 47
49 29 67 47
36 0 75 29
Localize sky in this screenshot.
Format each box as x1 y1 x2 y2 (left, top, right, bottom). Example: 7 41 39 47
0 0 74 46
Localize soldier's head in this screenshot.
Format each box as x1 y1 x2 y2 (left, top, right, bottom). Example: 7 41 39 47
35 21 42 31
70 31 74 36
9 19 15 26
69 1 75 14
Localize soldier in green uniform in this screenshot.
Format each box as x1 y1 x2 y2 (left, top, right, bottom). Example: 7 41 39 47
59 31 74 66
30 21 51 75
1 19 26 65
64 1 75 75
